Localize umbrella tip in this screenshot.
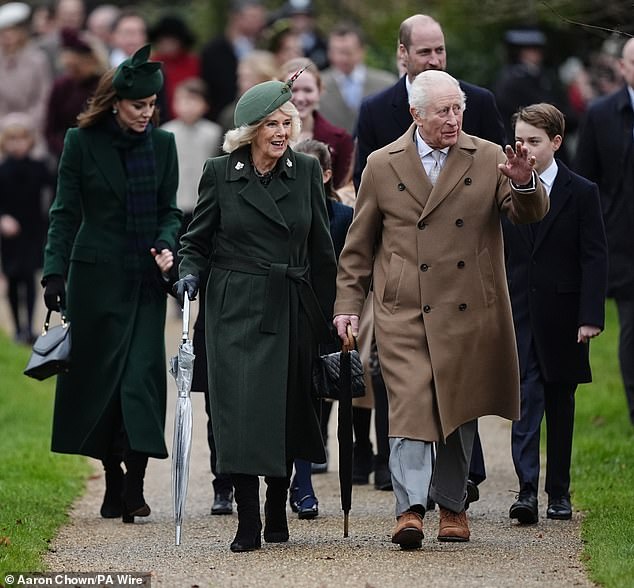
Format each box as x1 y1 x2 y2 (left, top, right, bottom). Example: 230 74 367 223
175 525 182 546
343 512 349 538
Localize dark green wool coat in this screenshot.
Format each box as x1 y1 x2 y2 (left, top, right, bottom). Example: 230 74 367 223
42 123 182 460
179 146 337 477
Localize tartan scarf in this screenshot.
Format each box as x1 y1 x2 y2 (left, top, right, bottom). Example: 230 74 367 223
108 117 159 298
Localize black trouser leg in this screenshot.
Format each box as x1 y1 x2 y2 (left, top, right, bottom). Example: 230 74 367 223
230 474 262 552
616 298 634 424
203 385 233 495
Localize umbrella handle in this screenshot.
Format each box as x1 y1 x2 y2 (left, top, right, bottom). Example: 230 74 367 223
182 294 191 342
342 324 355 354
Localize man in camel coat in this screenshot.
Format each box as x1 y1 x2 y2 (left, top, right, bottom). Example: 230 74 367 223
333 70 548 548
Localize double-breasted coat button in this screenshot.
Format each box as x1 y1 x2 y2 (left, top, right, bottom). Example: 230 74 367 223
417 220 426 229
455 218 464 227
457 260 465 268
459 303 467 311
423 305 431 313
464 177 472 185
398 183 406 191
420 263 429 272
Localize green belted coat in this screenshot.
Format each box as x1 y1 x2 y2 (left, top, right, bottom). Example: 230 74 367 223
179 146 337 477
42 123 182 459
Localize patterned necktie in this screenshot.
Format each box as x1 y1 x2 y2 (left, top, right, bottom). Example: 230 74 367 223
428 150 442 185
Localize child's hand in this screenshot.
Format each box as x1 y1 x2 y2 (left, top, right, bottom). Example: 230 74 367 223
151 247 174 274
0 214 20 238
578 325 602 343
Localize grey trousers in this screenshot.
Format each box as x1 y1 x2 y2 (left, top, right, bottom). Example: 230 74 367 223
389 420 477 516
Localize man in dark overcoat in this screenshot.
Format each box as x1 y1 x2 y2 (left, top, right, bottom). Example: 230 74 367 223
574 37 634 426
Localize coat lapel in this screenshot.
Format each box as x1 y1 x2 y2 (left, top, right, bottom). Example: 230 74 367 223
392 78 414 134
227 148 290 231
421 132 474 219
387 125 432 211
84 128 126 200
532 162 572 252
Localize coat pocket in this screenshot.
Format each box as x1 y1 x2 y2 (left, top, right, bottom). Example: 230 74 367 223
382 252 404 313
477 248 497 307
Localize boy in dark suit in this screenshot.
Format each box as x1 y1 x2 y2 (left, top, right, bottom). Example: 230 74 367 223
503 103 608 524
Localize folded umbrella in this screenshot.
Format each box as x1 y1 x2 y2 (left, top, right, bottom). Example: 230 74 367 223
337 324 355 537
169 294 195 546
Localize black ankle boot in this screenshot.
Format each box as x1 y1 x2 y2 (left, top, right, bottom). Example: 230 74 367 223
264 475 290 543
100 455 124 518
230 474 262 552
122 451 151 523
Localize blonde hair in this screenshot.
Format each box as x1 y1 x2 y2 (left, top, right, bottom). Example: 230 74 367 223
222 100 301 153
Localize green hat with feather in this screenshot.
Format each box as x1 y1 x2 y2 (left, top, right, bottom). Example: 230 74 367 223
233 66 308 127
113 44 164 99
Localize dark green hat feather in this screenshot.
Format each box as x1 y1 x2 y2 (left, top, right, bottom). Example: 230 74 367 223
113 44 164 99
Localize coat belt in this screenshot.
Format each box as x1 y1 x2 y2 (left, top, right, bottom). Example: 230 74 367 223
211 253 331 341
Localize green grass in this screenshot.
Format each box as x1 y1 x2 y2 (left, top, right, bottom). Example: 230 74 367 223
573 300 634 587
0 330 89 576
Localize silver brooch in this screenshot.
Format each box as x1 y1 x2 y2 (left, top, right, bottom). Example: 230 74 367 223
235 161 244 170
286 158 292 168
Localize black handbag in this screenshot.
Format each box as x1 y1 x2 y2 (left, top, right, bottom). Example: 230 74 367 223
313 347 366 400
24 310 72 381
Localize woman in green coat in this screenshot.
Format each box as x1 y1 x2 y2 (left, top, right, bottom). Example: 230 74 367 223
41 45 182 523
175 77 337 552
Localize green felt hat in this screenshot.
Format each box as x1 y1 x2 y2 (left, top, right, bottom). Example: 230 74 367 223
113 44 163 99
233 66 308 127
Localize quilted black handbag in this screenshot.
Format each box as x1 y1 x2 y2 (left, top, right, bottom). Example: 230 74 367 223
313 347 366 400
24 310 71 381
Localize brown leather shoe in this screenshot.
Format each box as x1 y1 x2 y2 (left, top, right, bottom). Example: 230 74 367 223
438 507 470 542
391 511 424 549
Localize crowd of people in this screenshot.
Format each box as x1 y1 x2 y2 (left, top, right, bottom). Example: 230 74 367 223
0 0 631 554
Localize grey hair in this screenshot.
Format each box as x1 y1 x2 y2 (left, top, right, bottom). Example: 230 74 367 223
409 70 466 118
222 100 301 153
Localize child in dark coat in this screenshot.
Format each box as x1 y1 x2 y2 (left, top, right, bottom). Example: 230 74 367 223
0 113 51 343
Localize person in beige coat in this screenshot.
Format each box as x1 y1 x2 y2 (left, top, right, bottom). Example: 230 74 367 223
333 69 548 548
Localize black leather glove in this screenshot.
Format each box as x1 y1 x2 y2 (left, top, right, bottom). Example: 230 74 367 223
173 274 199 307
42 274 66 311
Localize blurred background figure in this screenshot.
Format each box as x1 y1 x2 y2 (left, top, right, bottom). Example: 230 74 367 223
37 0 86 76
217 49 277 134
85 4 121 56
320 22 397 135
200 0 266 122
109 8 147 67
161 77 221 231
279 57 354 190
45 28 109 164
0 113 52 344
149 14 199 122
494 26 574 160
0 2 52 160
278 0 328 70
263 19 302 68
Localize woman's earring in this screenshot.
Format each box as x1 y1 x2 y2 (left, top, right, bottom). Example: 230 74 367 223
112 106 118 114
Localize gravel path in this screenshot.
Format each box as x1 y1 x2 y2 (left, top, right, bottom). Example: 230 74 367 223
39 310 594 588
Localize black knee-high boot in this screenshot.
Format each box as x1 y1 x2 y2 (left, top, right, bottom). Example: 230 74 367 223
264 472 291 542
100 453 124 518
122 450 151 523
230 474 262 552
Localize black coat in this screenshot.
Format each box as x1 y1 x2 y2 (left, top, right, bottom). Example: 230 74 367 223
502 161 608 383
354 75 506 188
574 85 634 298
0 156 50 276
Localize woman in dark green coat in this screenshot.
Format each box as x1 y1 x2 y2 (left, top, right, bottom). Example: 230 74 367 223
175 77 337 552
41 45 182 523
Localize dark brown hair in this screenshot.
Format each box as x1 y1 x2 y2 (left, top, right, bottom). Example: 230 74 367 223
511 103 565 140
77 67 160 128
294 139 339 201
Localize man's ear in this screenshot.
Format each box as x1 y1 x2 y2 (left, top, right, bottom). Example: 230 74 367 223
409 106 421 124
322 168 333 183
552 134 563 152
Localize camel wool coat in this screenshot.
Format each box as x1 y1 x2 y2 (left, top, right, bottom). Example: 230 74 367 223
334 125 549 441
